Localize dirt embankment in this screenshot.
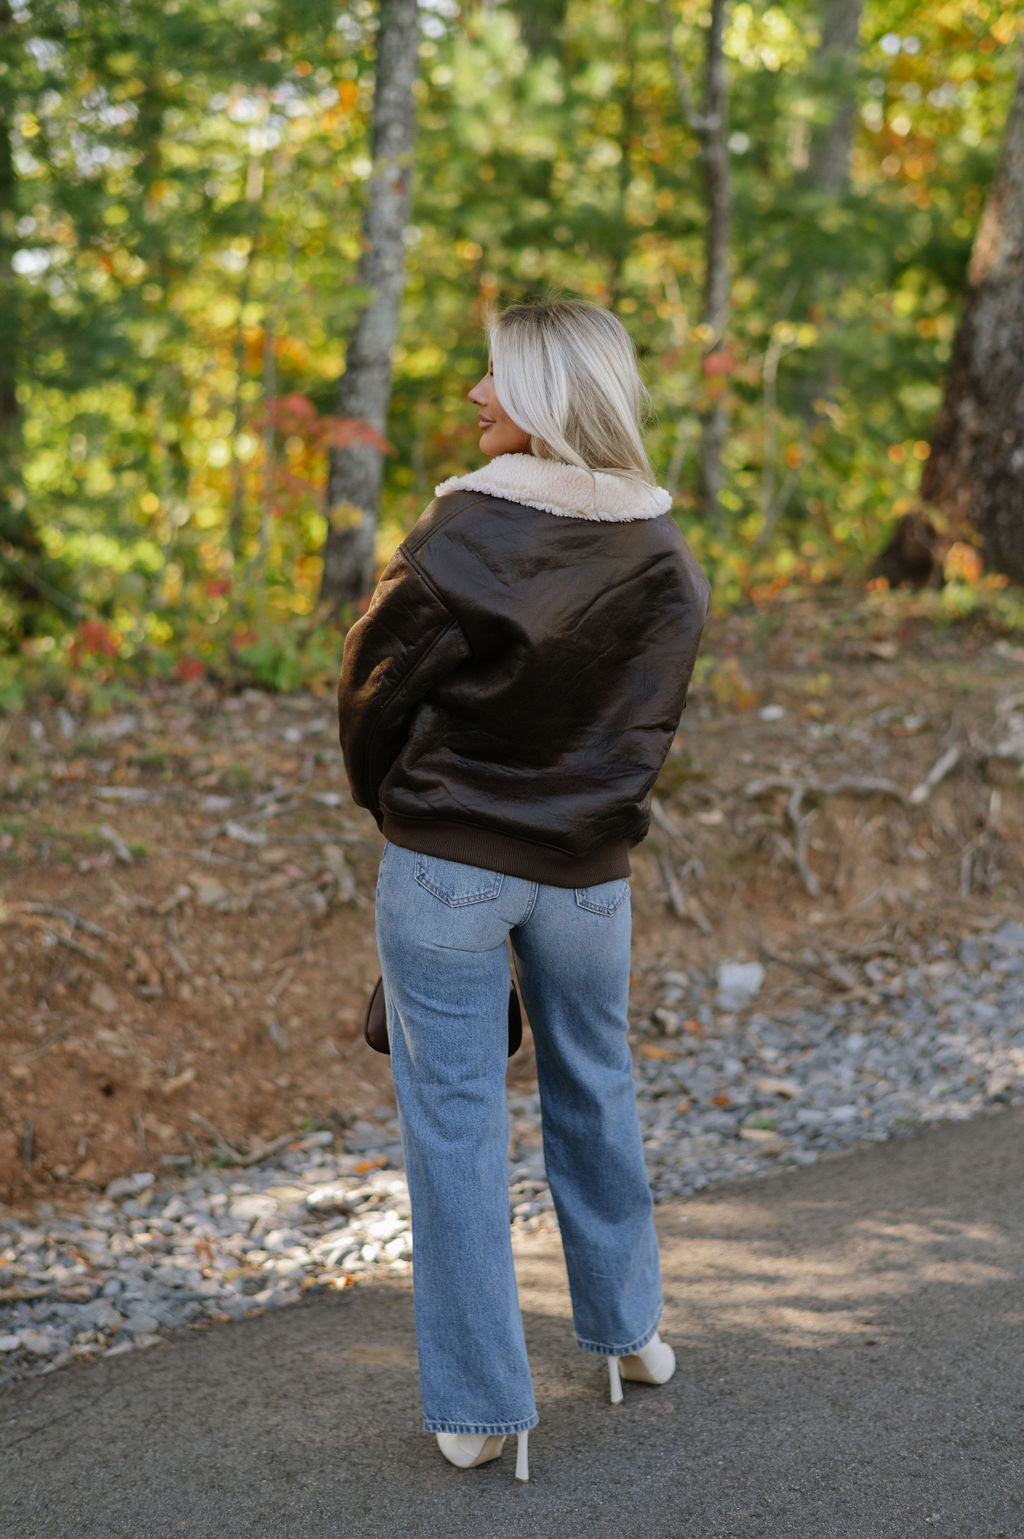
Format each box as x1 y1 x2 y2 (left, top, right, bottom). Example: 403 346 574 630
2 596 1022 1210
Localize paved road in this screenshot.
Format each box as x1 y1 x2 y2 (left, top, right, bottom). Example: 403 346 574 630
2 1108 1023 1539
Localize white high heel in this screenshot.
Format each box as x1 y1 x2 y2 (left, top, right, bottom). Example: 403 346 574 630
436 1429 530 1482
608 1332 676 1404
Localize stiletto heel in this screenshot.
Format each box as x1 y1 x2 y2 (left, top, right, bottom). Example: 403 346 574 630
515 1430 529 1482
608 1356 623 1404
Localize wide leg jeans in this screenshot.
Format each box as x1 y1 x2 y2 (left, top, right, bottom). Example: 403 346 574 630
375 842 663 1436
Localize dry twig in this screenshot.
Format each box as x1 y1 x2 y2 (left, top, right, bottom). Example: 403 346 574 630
908 744 962 806
745 774 906 803
786 786 820 897
14 902 112 940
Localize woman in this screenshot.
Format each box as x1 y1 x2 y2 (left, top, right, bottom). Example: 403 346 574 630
337 300 710 1482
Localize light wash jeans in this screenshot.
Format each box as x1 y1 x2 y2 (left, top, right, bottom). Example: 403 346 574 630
375 841 663 1437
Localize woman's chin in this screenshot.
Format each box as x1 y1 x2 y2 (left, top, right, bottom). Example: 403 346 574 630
479 434 528 459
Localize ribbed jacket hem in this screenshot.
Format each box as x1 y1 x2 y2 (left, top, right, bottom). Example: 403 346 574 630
381 813 632 889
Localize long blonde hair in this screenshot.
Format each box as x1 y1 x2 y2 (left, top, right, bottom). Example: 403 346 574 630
489 301 656 486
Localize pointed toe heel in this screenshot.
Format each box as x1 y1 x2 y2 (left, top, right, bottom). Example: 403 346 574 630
436 1432 505 1469
436 1429 530 1482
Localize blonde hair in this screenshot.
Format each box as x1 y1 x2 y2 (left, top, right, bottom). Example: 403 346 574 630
489 301 656 486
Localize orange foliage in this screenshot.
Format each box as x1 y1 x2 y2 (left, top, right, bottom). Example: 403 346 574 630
174 657 206 682
70 619 120 663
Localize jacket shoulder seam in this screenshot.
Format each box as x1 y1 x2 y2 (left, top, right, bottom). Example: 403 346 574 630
404 491 506 559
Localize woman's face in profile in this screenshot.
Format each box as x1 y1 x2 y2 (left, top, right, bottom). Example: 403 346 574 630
468 357 531 458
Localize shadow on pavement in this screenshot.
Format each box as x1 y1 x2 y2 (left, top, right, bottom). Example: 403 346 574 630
2 1108 1023 1539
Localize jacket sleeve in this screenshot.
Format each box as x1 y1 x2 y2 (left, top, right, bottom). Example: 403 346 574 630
337 546 470 826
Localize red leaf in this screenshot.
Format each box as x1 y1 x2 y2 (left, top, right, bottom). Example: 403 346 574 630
76 619 121 658
175 657 206 682
701 347 735 378
323 416 392 455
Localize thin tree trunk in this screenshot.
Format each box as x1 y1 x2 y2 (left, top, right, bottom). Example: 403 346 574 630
806 0 865 198
228 112 267 564
0 4 59 625
319 0 418 614
258 320 277 604
801 0 866 417
514 0 570 57
0 0 22 585
607 24 637 306
661 0 732 527
698 0 730 348
921 51 1024 583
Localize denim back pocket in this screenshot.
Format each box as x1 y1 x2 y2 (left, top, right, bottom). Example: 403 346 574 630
574 879 630 916
414 853 504 908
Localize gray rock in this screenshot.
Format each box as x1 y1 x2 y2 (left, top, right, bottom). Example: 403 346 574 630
716 961 765 1011
229 1195 278 1226
105 1172 155 1202
123 1311 162 1336
19 1333 57 1354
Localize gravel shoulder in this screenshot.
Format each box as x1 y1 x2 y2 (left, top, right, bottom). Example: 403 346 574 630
2 1104 1022 1539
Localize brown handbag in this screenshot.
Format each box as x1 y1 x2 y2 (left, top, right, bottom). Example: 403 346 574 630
364 976 523 1057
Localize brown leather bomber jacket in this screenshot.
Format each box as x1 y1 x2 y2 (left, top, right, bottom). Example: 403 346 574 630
337 454 711 888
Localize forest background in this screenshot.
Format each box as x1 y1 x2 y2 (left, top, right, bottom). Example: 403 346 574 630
1 0 1023 706
3 0 1024 1203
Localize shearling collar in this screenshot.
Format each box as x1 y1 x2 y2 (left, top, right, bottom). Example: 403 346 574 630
435 453 671 523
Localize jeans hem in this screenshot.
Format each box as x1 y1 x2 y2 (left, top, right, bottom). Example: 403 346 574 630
576 1308 663 1358
425 1413 539 1435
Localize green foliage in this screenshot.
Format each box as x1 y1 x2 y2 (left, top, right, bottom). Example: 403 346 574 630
0 0 1021 677
229 620 344 693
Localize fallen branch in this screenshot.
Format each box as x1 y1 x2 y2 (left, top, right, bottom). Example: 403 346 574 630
14 903 112 940
657 856 712 933
42 926 107 965
908 744 962 806
231 1128 308 1168
650 796 687 845
659 855 688 919
959 787 1003 897
267 965 296 1007
187 1112 313 1169
96 823 134 864
759 945 862 994
786 786 820 897
745 774 906 803
189 1112 246 1163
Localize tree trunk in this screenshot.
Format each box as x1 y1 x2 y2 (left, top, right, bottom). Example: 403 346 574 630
0 1 36 625
318 0 419 614
0 1 19 544
514 0 570 58
696 0 731 526
921 51 1024 584
795 0 867 421
806 0 865 198
661 0 732 527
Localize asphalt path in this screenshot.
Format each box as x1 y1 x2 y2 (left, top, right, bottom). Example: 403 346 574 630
2 1107 1023 1539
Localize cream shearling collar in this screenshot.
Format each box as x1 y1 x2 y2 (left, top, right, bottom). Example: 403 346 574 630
435 453 671 523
